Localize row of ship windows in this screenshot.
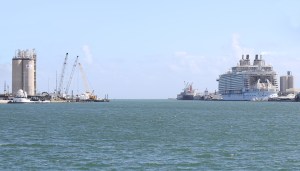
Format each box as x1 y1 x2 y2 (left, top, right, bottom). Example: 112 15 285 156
219 79 245 82
219 83 245 87
219 78 245 81
219 84 244 87
220 76 244 79
220 91 269 95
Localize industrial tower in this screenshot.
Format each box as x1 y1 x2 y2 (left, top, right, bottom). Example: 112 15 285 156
280 71 294 93
12 49 37 96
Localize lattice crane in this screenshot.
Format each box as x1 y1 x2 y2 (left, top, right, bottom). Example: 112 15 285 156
78 63 97 100
65 56 79 95
57 53 68 95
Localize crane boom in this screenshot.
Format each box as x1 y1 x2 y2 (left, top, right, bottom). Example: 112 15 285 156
65 56 79 95
78 63 91 93
58 53 68 95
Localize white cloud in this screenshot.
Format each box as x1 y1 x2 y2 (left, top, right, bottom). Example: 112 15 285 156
82 45 93 64
232 33 254 60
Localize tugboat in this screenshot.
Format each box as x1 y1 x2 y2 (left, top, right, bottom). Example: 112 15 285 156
177 82 196 100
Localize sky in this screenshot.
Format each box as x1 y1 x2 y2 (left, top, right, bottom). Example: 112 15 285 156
1 0 300 99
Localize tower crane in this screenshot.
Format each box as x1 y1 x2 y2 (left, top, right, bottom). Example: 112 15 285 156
78 63 97 100
65 56 79 95
57 53 68 96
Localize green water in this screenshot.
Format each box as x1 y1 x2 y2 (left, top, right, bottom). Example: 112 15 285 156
1 100 300 170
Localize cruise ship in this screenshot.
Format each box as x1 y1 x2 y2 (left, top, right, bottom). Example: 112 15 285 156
217 54 279 101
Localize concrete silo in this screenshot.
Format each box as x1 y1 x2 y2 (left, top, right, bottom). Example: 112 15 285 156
279 71 294 93
12 49 36 96
280 76 287 93
12 57 23 95
287 71 294 90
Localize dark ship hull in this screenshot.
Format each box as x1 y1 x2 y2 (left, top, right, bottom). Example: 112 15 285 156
181 95 194 100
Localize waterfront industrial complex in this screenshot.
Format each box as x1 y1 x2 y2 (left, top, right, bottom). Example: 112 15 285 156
0 49 300 102
177 54 300 101
0 49 109 103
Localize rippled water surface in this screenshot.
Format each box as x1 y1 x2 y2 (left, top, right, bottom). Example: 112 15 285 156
1 100 300 170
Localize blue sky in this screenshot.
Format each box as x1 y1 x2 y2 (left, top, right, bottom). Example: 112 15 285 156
1 0 300 99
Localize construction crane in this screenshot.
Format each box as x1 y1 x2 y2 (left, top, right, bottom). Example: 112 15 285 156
78 63 97 100
57 53 68 96
65 56 79 95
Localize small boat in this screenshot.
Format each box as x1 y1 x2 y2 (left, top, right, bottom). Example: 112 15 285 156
11 89 32 103
94 98 110 102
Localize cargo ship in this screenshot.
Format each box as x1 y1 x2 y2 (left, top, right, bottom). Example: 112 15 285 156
217 54 279 101
177 82 196 100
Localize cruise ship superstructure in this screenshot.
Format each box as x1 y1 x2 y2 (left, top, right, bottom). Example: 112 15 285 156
217 54 278 101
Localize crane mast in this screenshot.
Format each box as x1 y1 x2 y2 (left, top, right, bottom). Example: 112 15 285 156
58 53 68 95
65 56 79 95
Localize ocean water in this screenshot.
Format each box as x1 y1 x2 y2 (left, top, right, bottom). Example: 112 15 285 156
1 100 300 170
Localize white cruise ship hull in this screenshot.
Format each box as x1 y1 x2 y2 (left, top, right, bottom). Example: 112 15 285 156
222 91 278 101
